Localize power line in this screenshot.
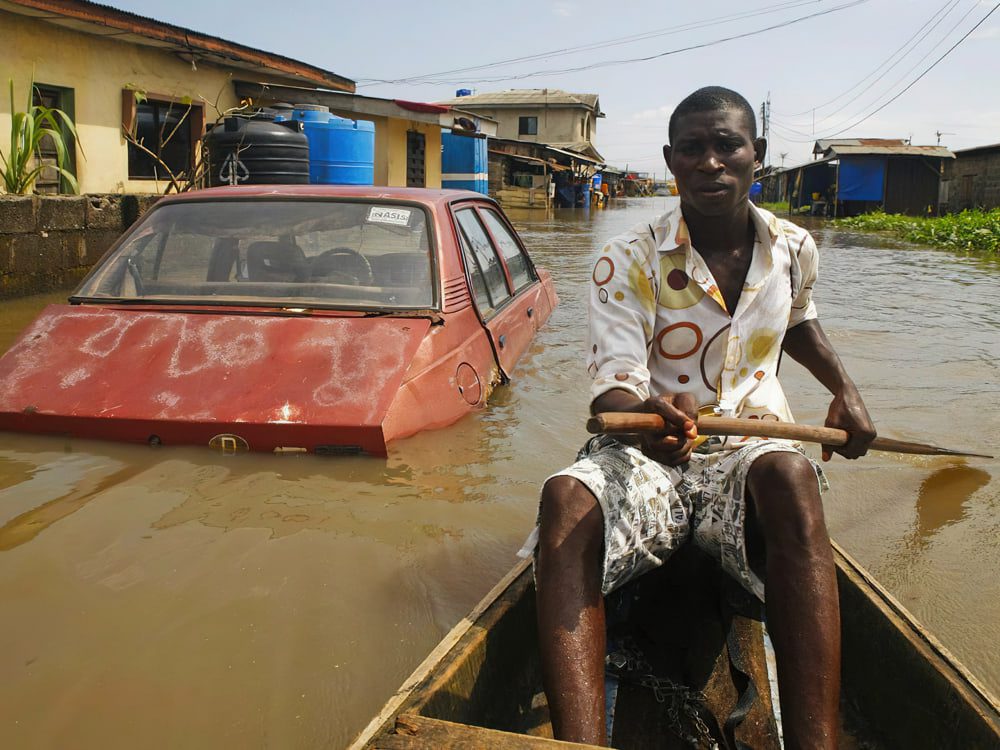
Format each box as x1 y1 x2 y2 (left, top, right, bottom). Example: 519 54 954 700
772 0 980 135
772 1 1000 143
359 0 870 87
773 0 962 118
358 0 826 87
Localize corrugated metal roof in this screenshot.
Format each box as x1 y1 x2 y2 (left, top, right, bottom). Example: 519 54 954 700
436 89 603 115
547 141 605 162
813 138 953 158
953 142 1000 156
1 0 354 91
490 137 603 166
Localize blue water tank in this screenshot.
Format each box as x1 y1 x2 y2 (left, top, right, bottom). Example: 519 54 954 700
442 132 488 194
455 89 473 97
280 105 375 185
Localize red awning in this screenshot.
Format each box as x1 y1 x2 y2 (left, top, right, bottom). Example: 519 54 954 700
393 99 450 114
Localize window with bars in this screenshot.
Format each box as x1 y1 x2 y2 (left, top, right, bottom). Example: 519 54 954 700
406 130 426 188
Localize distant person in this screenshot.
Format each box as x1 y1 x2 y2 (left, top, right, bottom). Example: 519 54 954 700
523 86 875 748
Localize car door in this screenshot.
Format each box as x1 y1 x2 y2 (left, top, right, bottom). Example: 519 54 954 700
453 203 550 376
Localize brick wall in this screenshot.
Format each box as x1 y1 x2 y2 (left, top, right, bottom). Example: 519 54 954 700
942 150 1000 212
0 194 161 299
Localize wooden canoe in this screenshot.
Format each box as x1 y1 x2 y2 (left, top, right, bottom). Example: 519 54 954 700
349 541 1000 749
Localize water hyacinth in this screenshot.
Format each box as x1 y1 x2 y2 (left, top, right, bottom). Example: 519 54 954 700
835 210 1000 254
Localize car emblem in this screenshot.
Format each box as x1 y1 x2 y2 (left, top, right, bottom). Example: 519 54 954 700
209 434 250 454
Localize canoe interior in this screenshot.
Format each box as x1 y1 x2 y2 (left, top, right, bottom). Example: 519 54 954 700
355 544 1000 750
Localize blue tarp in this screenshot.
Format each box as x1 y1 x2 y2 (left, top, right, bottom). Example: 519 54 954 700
838 157 885 201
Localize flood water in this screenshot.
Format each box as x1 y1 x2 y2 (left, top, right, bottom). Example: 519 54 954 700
1 198 998 748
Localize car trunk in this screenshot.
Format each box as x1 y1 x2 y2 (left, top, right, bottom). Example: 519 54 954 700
0 304 431 456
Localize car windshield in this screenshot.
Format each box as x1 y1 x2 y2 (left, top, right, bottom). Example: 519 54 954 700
75 199 435 309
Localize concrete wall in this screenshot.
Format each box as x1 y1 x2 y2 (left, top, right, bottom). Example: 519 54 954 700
457 106 593 144
943 150 1000 212
1 9 289 194
0 194 159 299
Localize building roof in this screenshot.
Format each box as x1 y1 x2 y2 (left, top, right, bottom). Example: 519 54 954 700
489 137 603 167
813 138 954 159
233 81 499 136
546 141 605 163
953 142 1000 157
436 89 604 116
0 0 355 92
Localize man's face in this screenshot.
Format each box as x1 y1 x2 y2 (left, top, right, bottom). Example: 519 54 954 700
663 107 765 217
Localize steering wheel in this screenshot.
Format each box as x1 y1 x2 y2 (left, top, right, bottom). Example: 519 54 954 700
311 247 374 285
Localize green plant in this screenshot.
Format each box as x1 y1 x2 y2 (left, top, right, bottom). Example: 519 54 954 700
757 200 790 214
1 78 80 194
835 209 1000 254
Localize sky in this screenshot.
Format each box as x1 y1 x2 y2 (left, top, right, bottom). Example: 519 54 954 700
103 0 1000 174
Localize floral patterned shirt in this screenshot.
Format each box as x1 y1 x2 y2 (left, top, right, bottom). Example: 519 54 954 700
588 203 819 448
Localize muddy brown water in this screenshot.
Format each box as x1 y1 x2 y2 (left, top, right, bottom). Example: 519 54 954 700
1 198 998 749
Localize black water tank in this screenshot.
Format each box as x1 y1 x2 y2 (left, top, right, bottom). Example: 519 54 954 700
205 110 310 186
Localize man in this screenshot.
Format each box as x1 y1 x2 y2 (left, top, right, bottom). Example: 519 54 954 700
526 87 876 748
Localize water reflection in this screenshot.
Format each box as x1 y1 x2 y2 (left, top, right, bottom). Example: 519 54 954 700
910 464 992 550
0 450 131 550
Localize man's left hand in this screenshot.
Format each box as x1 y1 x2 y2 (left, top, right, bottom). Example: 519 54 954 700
822 389 876 461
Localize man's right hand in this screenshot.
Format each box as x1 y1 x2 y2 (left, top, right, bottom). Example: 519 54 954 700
640 393 699 466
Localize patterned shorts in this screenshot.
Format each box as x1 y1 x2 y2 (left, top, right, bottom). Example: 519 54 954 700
519 435 828 601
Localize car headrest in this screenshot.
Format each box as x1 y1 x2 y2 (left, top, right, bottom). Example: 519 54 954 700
246 241 308 282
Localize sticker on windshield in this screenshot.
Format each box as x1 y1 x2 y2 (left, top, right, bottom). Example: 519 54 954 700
366 206 412 226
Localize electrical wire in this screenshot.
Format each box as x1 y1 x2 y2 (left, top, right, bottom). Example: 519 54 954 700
358 0 870 87
772 1 1000 143
773 0 962 117
772 0 980 134
357 0 826 86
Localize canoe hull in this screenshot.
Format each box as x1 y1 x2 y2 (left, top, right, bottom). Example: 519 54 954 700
352 544 1000 749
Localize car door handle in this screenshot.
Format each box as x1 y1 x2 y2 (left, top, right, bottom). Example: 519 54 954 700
498 334 506 348
527 307 534 318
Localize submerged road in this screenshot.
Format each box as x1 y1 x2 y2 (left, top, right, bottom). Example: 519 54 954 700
0 197 998 748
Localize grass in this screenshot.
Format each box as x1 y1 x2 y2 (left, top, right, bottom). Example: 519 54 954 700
756 200 790 214
835 209 1000 254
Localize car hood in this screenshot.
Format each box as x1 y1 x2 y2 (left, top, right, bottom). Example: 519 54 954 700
0 305 431 455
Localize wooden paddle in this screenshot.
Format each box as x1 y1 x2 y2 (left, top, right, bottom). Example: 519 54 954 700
586 413 994 459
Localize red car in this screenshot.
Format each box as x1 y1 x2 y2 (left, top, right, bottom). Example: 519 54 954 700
0 186 558 456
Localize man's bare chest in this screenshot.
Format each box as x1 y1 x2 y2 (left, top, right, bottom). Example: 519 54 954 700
701 246 754 315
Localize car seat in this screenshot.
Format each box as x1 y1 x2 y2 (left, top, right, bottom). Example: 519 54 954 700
246 241 309 282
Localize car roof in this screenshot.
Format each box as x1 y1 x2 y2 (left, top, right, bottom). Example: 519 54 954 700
159 185 492 209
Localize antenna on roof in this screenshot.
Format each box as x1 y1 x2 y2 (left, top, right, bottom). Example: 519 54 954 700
935 130 955 146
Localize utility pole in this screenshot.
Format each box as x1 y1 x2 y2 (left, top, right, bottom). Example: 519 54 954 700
759 93 771 167
936 130 955 146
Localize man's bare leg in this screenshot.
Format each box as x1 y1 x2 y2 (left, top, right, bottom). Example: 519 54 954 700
535 475 607 745
748 452 840 750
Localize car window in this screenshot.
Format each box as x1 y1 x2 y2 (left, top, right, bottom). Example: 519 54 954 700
75 200 436 310
479 209 535 292
455 209 511 310
456 228 493 317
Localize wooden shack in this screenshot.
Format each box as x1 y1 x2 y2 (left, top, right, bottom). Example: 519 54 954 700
762 139 954 217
